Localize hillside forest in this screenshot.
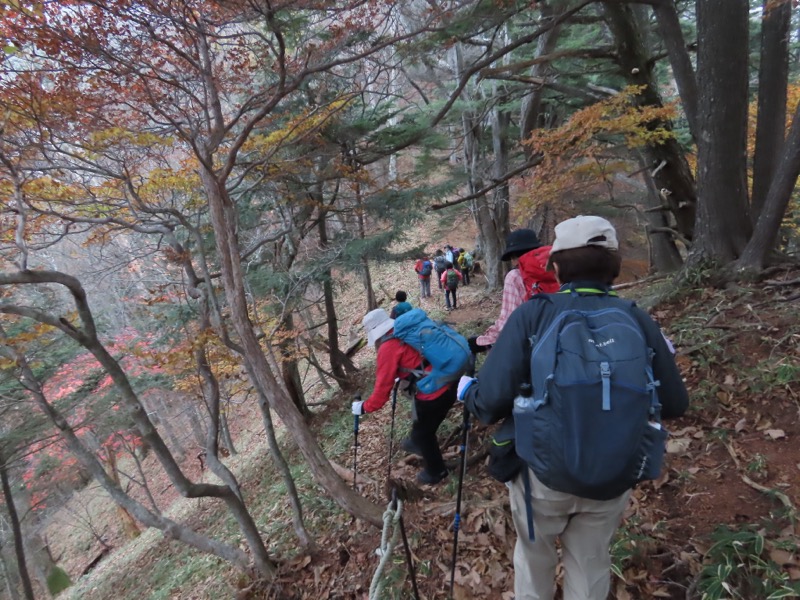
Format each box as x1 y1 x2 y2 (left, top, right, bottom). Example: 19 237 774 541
0 0 799 599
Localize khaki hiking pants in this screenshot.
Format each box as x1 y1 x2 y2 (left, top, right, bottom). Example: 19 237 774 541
507 468 631 600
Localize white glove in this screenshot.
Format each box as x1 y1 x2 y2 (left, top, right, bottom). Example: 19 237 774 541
457 376 476 401
351 400 365 415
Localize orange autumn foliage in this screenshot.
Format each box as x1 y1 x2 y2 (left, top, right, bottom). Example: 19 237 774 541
518 86 678 212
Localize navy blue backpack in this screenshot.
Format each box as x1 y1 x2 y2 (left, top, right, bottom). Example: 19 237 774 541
513 297 666 503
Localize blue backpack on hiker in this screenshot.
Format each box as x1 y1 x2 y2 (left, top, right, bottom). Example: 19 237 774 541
420 260 432 277
513 292 666 503
393 308 471 395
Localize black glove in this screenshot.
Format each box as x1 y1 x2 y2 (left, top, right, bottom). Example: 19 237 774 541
468 335 490 354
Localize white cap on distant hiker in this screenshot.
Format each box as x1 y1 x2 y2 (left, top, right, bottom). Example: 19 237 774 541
550 215 619 254
363 308 394 347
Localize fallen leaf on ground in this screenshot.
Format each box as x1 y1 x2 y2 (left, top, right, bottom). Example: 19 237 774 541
764 429 786 439
666 438 691 454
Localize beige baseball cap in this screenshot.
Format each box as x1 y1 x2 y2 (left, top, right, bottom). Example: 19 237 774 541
550 215 619 254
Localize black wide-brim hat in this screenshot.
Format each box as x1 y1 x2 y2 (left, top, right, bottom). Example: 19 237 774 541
501 229 542 261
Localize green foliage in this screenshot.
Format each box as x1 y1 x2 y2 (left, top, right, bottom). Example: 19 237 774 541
143 553 223 600
759 359 800 388
746 453 769 479
698 526 800 599
610 517 659 581
46 566 72 595
34 453 62 478
2 319 84 384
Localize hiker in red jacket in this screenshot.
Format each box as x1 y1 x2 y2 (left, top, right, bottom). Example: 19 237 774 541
414 257 433 298
469 229 556 353
351 308 456 485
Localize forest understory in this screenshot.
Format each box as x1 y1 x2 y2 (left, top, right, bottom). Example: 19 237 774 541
53 212 800 600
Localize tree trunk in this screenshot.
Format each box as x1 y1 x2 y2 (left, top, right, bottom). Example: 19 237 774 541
0 451 35 600
192 306 276 575
488 81 512 286
652 1 699 139
12 482 57 598
104 450 141 540
199 168 383 527
317 207 356 389
693 0 753 264
355 180 378 311
603 2 696 245
751 0 792 221
634 153 685 272
454 42 509 289
187 400 207 447
219 410 236 456
520 2 564 149
737 100 800 271
248 360 316 552
0 544 23 600
279 311 309 418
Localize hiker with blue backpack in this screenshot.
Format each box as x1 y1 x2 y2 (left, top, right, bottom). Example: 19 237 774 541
414 256 433 298
458 216 689 600
352 307 470 485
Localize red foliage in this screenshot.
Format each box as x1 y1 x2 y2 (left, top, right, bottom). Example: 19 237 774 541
23 328 163 509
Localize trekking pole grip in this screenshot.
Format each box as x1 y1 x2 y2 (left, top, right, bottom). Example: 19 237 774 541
353 394 361 433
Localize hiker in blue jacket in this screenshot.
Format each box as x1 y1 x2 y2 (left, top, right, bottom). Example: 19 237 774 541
458 216 689 600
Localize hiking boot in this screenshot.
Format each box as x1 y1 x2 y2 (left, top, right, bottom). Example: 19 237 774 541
401 437 423 456
417 468 449 485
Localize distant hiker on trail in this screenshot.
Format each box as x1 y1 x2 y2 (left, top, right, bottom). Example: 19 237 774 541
433 250 447 290
468 229 557 355
444 244 455 265
440 261 463 311
352 308 458 485
389 290 412 319
414 256 433 298
451 247 462 275
458 216 689 600
457 249 473 285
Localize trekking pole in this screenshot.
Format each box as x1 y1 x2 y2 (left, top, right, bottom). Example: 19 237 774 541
353 393 361 490
449 353 477 598
394 487 421 600
385 378 401 486
385 378 422 600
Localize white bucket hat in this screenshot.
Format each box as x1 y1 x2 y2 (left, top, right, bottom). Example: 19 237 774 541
363 308 394 347
550 215 619 254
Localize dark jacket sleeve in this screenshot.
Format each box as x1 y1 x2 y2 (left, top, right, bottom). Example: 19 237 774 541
463 300 545 425
632 307 690 420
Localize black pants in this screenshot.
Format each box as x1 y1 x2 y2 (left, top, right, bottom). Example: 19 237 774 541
445 287 458 308
435 269 445 289
409 384 457 475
